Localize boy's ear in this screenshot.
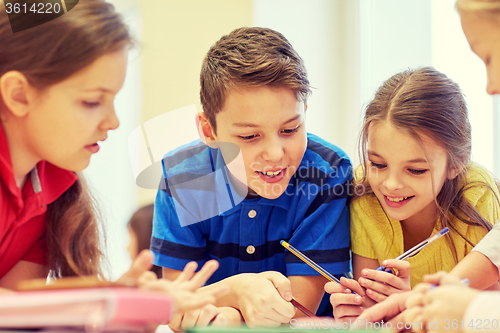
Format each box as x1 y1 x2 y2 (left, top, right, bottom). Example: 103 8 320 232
196 111 217 147
0 71 32 117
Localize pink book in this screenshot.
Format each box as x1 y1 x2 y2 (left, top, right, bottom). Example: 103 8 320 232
0 288 172 331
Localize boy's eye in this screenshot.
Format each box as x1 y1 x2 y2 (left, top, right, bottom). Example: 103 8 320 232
239 134 257 141
282 126 300 134
409 169 428 175
370 161 386 169
83 101 101 108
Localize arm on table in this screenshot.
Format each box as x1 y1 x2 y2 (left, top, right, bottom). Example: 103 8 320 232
0 260 47 290
450 251 499 290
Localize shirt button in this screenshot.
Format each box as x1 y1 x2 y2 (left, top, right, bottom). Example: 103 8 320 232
246 245 255 254
248 210 257 218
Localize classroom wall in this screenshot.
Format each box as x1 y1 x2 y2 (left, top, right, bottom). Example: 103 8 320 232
138 0 253 207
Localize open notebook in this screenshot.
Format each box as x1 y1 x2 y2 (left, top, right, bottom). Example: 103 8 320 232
0 288 172 332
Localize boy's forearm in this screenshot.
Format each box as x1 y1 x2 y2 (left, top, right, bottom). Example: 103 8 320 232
289 275 328 318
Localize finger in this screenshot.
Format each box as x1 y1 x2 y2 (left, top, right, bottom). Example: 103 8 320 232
330 292 363 308
356 292 410 323
358 277 396 297
333 304 365 319
192 304 221 328
168 312 184 332
324 281 350 294
184 260 219 290
365 288 387 303
266 272 293 302
339 277 366 296
383 259 411 279
211 312 229 327
181 308 203 331
137 271 158 286
118 250 153 285
360 269 409 292
175 261 199 284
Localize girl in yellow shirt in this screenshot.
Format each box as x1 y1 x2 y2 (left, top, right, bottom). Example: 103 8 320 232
326 67 500 323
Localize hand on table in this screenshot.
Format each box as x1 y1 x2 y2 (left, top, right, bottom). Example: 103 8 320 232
231 271 296 327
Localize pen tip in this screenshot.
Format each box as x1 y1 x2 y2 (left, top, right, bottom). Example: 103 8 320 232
441 227 450 235
280 240 284 245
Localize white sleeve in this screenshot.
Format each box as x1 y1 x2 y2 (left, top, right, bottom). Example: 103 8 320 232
471 222 500 279
464 291 500 333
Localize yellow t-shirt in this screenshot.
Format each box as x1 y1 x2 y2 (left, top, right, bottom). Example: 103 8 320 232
350 163 500 287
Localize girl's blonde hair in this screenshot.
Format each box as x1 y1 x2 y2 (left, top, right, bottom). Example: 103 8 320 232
357 67 497 262
0 0 132 277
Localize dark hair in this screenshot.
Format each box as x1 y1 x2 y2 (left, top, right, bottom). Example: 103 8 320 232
357 67 498 262
128 204 162 278
200 26 311 133
0 0 132 277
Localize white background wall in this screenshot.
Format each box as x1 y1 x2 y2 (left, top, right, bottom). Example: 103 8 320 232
85 0 500 279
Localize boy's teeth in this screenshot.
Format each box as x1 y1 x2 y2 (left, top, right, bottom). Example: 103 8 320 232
387 196 408 202
263 170 281 176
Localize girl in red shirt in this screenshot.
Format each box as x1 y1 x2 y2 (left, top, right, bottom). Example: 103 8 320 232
0 0 226 317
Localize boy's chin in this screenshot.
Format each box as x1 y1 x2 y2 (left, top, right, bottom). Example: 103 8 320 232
251 185 287 200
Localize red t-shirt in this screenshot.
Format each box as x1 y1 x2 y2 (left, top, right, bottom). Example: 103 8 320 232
0 126 77 279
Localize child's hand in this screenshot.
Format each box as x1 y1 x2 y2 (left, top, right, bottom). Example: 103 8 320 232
116 249 155 286
405 282 478 333
358 259 411 303
138 260 229 315
230 271 296 327
324 277 376 323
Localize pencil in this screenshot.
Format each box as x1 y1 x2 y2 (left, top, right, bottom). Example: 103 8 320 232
376 227 450 272
291 299 316 318
280 240 355 294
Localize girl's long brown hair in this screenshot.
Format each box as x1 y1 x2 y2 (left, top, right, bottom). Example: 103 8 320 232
0 0 132 277
357 67 498 262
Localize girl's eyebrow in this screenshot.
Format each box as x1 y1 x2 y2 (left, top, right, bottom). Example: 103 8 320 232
367 151 427 163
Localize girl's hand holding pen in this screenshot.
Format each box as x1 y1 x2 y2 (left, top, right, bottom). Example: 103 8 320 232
325 277 375 323
358 259 411 303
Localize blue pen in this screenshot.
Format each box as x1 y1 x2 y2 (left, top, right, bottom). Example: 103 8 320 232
376 227 450 273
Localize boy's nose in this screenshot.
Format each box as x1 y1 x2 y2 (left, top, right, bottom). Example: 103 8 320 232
262 138 284 163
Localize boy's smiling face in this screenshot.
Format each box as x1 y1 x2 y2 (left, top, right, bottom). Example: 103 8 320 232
202 86 307 199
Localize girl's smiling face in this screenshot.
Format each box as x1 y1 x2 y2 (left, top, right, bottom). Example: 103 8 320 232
366 120 455 225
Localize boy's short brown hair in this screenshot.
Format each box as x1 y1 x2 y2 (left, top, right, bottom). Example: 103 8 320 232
200 27 311 133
